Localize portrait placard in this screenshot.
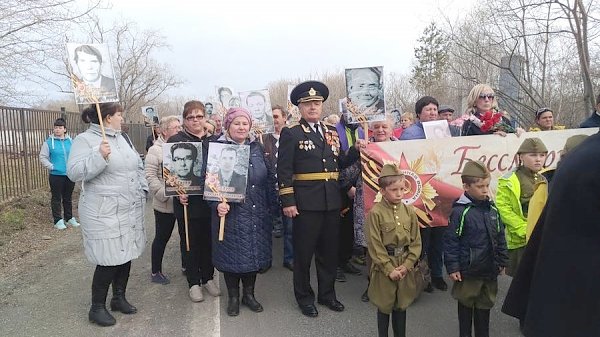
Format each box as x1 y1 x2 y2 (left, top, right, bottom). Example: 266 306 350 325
344 66 386 124
66 43 119 104
239 89 275 135
286 84 301 124
423 120 452 139
162 142 204 197
204 101 217 118
215 86 238 112
141 106 159 125
203 142 249 203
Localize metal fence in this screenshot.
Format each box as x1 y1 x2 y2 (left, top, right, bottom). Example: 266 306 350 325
0 106 152 205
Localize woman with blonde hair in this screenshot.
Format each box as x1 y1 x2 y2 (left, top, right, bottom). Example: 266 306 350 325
461 84 524 137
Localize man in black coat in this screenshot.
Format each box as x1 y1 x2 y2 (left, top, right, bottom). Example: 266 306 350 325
277 81 362 318
502 132 600 337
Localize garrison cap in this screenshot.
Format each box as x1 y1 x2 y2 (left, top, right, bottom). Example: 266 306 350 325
563 134 588 154
378 163 404 180
461 160 490 178
290 81 329 106
517 137 548 154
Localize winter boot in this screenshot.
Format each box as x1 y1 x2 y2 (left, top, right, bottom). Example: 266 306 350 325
227 287 240 316
110 263 137 314
89 269 116 327
241 274 263 312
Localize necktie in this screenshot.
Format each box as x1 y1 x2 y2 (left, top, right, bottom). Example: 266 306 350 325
314 124 323 140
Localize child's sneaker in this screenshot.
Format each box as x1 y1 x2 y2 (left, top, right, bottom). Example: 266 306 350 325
67 217 80 228
54 219 67 230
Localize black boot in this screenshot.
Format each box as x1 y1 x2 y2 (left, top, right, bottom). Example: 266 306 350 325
89 266 116 327
473 308 490 337
227 287 240 316
241 273 263 312
391 309 406 337
110 262 137 314
458 302 473 337
377 311 390 337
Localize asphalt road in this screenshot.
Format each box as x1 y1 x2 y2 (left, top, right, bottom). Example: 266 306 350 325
0 200 523 337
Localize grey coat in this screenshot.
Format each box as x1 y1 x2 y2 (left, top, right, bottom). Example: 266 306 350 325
67 124 148 266
145 136 174 214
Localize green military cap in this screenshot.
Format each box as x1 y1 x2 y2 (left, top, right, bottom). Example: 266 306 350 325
517 137 548 154
379 163 403 180
461 160 490 178
563 134 588 154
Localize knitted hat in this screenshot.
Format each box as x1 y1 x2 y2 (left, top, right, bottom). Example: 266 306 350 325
224 107 252 131
461 160 490 178
517 137 548 154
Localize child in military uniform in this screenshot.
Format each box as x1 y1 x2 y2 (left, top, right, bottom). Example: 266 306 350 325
366 164 422 337
496 138 547 276
444 160 508 337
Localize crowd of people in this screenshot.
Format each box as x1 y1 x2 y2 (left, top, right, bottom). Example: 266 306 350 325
38 82 600 336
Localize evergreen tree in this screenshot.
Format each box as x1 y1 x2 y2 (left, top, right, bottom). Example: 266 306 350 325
410 22 450 95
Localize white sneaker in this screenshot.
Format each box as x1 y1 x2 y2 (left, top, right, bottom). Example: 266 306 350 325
204 280 221 297
189 285 204 302
67 217 80 228
54 219 67 230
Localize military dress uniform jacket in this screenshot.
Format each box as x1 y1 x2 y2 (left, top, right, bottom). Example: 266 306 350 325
277 119 359 211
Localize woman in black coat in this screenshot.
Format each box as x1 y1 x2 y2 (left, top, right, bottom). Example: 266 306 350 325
209 108 278 317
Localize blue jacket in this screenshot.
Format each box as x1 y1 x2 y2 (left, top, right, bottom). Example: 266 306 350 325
399 121 425 140
444 193 508 280
39 135 72 176
209 136 278 273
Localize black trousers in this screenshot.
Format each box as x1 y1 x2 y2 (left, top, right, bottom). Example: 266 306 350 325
49 174 75 223
420 226 445 278
293 210 339 306
175 213 214 287
151 210 185 274
338 203 355 267
91 261 131 304
223 271 258 290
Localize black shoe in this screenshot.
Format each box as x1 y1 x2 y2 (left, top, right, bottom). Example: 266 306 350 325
89 303 116 326
341 262 362 275
283 262 294 271
317 299 345 312
431 277 448 291
361 288 369 302
299 304 318 317
110 296 137 314
424 282 434 293
227 296 240 316
335 268 347 282
241 286 264 312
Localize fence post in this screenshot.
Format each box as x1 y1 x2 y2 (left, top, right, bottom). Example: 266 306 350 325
19 108 32 191
60 107 66 120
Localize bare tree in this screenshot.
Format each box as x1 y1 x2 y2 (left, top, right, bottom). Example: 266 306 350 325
0 0 102 104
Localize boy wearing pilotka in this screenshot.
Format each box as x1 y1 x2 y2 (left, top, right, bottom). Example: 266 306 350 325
366 163 422 337
444 161 508 337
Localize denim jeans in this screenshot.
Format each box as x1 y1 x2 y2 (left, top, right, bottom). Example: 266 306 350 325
282 215 294 264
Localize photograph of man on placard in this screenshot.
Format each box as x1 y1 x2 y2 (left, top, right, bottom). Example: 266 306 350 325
344 66 386 123
217 86 234 110
67 43 119 104
286 84 301 124
423 119 452 139
141 106 159 125
240 89 274 134
203 142 249 202
162 142 203 196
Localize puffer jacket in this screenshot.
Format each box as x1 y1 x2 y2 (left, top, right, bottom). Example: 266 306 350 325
67 124 148 266
39 134 73 176
209 134 278 273
444 193 508 280
496 171 527 249
145 136 173 214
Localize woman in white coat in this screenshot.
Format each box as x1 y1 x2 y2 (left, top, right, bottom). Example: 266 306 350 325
67 103 148 327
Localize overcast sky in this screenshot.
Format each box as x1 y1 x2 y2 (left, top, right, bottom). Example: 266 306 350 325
100 0 475 100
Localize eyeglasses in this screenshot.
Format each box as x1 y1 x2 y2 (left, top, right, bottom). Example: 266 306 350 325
185 115 204 121
478 94 495 100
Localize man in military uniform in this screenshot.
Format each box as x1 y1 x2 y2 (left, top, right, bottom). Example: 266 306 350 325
277 81 364 317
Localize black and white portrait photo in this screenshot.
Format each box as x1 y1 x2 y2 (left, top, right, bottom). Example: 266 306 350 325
67 43 119 104
286 84 301 124
216 86 236 110
162 142 204 196
203 142 249 203
344 66 386 123
239 89 274 134
141 106 159 125
423 120 452 140
205 101 215 117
